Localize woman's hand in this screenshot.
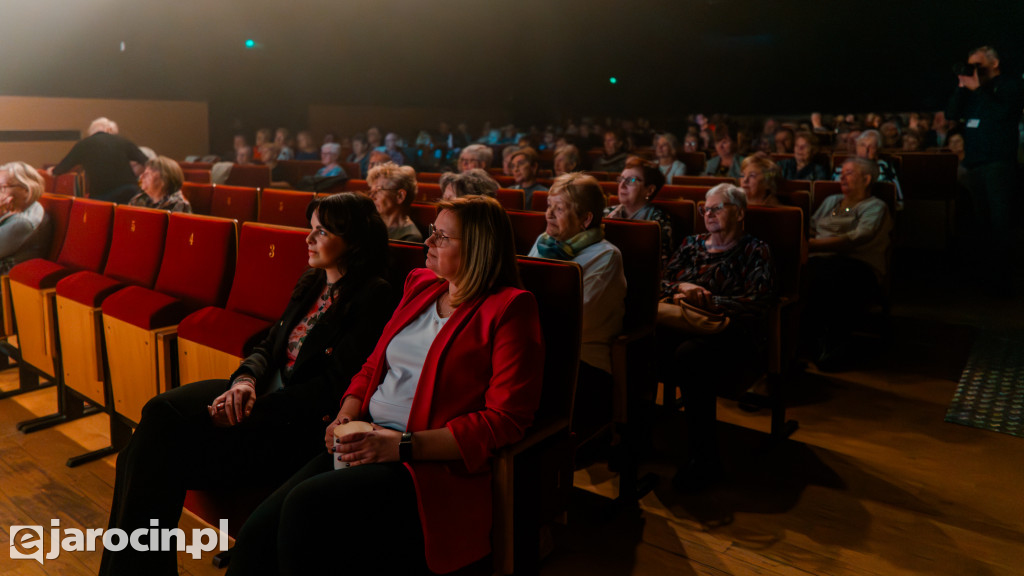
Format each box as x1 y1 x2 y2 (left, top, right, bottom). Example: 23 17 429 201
673 282 715 310
335 424 402 466
207 379 256 427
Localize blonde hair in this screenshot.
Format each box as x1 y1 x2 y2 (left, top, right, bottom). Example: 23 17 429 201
367 162 417 209
436 195 521 305
0 161 45 204
740 155 779 197
548 172 605 229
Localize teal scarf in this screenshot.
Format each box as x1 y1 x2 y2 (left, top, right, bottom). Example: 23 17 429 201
535 227 604 261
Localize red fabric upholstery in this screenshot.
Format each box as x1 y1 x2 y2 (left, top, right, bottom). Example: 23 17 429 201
225 223 311 322
530 190 548 212
53 172 78 196
387 240 427 291
417 182 442 202
276 160 322 187
210 185 259 224
152 214 236 312
38 194 74 261
177 306 272 357
258 189 314 229
55 198 114 270
417 172 443 183
56 271 127 307
182 169 211 183
8 259 73 290
224 164 271 188
339 161 362 180
604 219 660 332
651 199 696 239
103 206 169 287
495 189 524 211
506 210 547 255
341 179 368 193
659 184 712 203
181 182 214 216
408 203 437 239
100 285 187 330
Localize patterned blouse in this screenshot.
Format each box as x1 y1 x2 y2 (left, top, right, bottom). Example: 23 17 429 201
606 202 674 269
284 282 335 376
661 233 777 317
128 190 192 213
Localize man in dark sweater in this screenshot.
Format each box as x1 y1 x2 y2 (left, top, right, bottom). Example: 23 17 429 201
51 117 149 204
946 45 1024 290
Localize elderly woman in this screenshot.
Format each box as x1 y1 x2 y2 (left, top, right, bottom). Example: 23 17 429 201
129 156 191 212
529 173 625 403
227 196 544 575
778 131 829 181
833 129 902 209
458 144 494 173
606 157 674 266
0 162 51 274
739 155 781 206
440 169 498 200
806 157 893 369
367 162 423 242
703 131 744 178
554 144 581 175
654 133 688 182
659 183 776 491
316 143 344 177
100 193 397 575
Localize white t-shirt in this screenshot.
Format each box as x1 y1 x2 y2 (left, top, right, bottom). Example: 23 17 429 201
369 302 448 431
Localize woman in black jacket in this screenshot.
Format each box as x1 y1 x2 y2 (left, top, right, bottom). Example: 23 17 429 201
100 193 397 576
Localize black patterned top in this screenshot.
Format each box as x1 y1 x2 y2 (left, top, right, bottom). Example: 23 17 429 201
660 233 777 316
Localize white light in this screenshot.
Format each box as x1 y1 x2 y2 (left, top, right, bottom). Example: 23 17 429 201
119 41 125 52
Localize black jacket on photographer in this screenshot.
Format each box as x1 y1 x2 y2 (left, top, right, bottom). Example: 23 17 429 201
946 71 1024 169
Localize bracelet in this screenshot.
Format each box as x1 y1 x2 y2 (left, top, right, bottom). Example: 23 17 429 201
399 432 413 462
233 377 256 391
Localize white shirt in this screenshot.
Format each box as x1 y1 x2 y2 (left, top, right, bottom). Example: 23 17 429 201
369 302 448 431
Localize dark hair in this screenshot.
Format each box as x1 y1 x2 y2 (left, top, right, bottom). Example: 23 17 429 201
303 192 389 302
623 156 665 199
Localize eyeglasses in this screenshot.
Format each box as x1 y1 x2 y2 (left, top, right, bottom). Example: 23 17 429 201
369 187 399 198
427 223 460 247
0 184 24 191
616 176 642 186
699 202 734 216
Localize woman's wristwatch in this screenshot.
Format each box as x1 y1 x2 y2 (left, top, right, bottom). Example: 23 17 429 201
399 432 413 462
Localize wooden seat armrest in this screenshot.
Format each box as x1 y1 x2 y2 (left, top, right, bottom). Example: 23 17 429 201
497 416 571 459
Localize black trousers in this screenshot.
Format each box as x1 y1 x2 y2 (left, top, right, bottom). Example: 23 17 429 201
966 161 1020 283
99 379 327 576
226 455 428 576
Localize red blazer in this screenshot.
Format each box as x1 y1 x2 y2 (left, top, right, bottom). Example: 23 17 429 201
344 268 544 573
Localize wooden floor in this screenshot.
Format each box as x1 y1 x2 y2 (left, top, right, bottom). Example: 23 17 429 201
2 250 1023 575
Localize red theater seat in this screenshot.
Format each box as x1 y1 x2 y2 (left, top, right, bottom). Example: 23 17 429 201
258 188 314 228
182 169 212 184
496 188 525 211
224 164 271 188
416 182 442 202
506 210 547 255
210 184 259 224
181 182 215 216
102 214 237 423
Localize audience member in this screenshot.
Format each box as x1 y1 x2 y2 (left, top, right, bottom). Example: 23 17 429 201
236 145 254 165
458 144 494 173
0 162 51 274
554 145 581 175
317 143 344 177
654 133 687 182
739 155 781 206
253 128 272 162
99 193 396 576
658 183 776 491
440 169 498 200
901 129 924 151
367 150 391 172
384 132 406 165
778 132 829 181
833 129 903 209
346 133 371 178
774 126 796 153
501 145 521 177
508 147 548 208
367 162 422 242
227 196 543 576
366 126 383 150
274 128 294 161
704 131 743 179
129 156 191 213
879 121 902 149
592 129 629 173
294 131 319 161
50 117 148 203
606 157 674 266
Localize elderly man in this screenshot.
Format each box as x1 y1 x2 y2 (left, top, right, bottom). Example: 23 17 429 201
833 129 903 209
458 144 494 173
947 45 1024 292
50 117 148 203
508 146 548 208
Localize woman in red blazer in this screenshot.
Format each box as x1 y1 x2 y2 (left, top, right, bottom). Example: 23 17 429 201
227 195 545 576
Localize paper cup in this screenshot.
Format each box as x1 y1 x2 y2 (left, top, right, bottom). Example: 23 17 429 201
333 420 374 470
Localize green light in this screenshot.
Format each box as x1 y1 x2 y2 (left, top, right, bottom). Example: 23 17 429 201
245 39 256 48
609 77 617 84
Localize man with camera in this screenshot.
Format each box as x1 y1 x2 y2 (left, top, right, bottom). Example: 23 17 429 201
947 45 1024 291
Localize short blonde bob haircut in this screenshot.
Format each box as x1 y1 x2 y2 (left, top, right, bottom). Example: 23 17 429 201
739 154 779 197
0 161 45 204
548 172 606 230
435 195 521 306
367 162 417 210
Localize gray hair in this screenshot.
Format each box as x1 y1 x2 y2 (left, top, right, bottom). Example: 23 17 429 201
439 169 499 198
857 129 882 148
970 45 999 63
843 156 880 183
88 117 118 136
321 142 341 155
0 161 45 204
657 133 679 151
460 144 493 166
706 183 747 211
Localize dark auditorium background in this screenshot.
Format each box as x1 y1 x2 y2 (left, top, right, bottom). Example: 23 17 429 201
1 0 1022 144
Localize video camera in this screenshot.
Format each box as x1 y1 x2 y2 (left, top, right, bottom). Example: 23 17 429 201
953 62 978 77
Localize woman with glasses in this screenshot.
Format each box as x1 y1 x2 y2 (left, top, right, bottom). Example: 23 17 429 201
0 162 51 274
227 196 544 576
367 162 423 242
606 157 674 267
654 133 688 182
128 156 192 213
101 193 396 575
659 183 776 492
